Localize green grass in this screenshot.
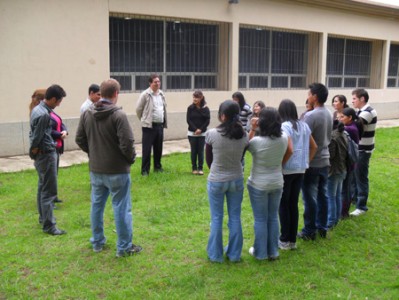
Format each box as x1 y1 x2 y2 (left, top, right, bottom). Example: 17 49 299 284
1 127 398 299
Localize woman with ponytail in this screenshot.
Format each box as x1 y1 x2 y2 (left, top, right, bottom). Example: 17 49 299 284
205 100 248 263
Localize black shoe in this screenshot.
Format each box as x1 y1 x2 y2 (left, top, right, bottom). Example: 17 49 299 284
116 244 143 257
154 168 164 173
318 229 327 238
54 198 63 203
297 231 316 241
141 171 149 176
44 227 66 235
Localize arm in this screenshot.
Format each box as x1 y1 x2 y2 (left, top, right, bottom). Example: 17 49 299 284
248 117 259 140
136 93 145 120
75 114 89 153
200 107 211 132
282 137 293 165
116 113 136 164
205 143 213 169
309 135 318 162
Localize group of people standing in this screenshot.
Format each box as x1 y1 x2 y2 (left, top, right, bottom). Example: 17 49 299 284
28 75 377 260
201 83 377 263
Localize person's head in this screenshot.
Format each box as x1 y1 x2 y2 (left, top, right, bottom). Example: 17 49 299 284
149 74 161 93
352 88 369 109
332 94 348 112
29 89 46 115
278 99 298 130
88 84 101 103
258 107 282 138
252 100 265 116
100 79 120 102
217 100 245 140
192 90 206 107
307 83 328 106
340 107 356 125
305 99 314 111
232 91 246 110
44 85 66 109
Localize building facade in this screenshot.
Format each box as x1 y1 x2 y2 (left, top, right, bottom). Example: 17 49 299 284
0 0 398 156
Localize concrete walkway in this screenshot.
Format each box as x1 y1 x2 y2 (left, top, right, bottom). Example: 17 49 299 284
0 119 398 173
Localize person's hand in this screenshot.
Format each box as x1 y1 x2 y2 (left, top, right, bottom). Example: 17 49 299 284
61 131 68 139
251 117 259 130
194 129 202 135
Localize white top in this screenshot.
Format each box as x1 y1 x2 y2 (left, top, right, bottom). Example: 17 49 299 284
151 93 164 123
247 132 288 191
80 98 93 114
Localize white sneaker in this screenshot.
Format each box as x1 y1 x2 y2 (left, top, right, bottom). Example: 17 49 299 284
350 209 366 216
249 247 255 257
290 242 297 250
278 240 291 250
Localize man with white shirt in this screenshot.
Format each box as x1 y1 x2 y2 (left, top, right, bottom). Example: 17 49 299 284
136 74 168 176
350 88 377 216
80 84 101 114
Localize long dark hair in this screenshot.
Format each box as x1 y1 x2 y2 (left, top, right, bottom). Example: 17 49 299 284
332 94 349 108
342 107 364 137
278 99 299 131
232 91 246 110
258 107 282 138
217 100 245 140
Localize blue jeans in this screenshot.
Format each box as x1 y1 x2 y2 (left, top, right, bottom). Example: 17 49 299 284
327 172 346 228
207 178 244 262
301 166 329 235
90 172 133 253
355 151 372 211
34 151 58 231
248 184 282 260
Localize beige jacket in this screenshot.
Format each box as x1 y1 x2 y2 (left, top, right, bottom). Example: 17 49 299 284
136 87 168 128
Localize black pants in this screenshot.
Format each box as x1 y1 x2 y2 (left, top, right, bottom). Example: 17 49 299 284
188 136 205 171
141 125 164 174
279 173 304 243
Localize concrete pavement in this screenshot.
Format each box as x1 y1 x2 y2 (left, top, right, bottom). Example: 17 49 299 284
0 119 398 173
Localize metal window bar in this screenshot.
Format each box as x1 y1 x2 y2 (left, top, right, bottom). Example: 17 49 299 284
109 14 221 92
387 43 399 88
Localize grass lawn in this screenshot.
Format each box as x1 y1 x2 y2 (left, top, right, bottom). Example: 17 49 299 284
0 127 398 299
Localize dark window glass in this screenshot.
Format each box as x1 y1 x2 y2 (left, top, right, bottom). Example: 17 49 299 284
271 76 288 88
239 28 270 73
111 75 132 91
249 76 268 88
328 77 342 88
291 76 306 88
344 78 357 88
327 37 344 75
387 78 396 87
167 75 191 90
239 76 247 89
388 44 399 76
358 78 369 88
194 76 216 89
344 40 371 76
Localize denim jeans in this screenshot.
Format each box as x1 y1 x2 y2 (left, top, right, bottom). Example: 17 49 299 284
279 173 304 243
188 136 205 171
301 166 329 235
341 170 355 217
327 172 346 228
34 151 57 231
248 184 282 260
90 172 133 253
207 178 244 262
355 151 372 211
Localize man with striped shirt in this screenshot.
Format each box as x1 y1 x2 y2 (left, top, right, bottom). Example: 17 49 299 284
350 88 377 216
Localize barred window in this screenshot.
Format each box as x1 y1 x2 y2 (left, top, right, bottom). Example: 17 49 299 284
387 44 399 88
109 16 220 92
326 37 371 88
239 27 308 89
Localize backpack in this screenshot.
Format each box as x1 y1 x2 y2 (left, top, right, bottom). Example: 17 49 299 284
344 130 359 167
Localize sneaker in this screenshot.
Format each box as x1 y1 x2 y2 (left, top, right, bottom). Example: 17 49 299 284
278 240 291 250
116 244 142 257
43 227 66 236
290 242 297 250
93 244 103 253
297 231 316 241
54 198 63 203
192 170 198 175
198 170 204 175
350 208 366 216
248 247 255 257
318 229 327 239
268 256 279 261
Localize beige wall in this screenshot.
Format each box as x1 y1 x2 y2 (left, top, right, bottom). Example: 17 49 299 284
0 0 398 157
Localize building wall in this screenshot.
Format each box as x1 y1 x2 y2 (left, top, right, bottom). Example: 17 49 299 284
0 0 398 157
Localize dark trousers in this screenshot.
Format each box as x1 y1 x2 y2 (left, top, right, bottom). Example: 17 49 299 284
341 170 355 218
141 125 164 174
188 136 205 171
279 173 304 243
34 151 57 230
